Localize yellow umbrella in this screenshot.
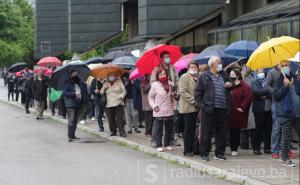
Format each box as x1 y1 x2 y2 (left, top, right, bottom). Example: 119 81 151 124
247 36 300 70
90 63 126 80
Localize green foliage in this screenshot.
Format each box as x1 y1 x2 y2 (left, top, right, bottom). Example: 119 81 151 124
0 0 34 68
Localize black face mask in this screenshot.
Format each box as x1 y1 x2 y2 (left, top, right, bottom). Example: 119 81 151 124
230 77 237 82
72 76 80 83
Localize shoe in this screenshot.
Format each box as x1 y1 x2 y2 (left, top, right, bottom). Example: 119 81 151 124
231 151 238 156
240 146 249 150
184 153 193 157
165 146 173 151
170 140 181 146
272 153 280 159
282 160 296 167
127 130 133 134
72 136 80 140
36 117 40 120
120 133 127 137
134 129 141 133
201 155 210 161
110 133 116 136
264 149 271 154
253 150 262 155
102 117 105 121
68 138 72 142
99 128 104 132
288 151 296 159
91 117 95 121
214 155 227 160
80 120 86 125
139 124 145 128
157 147 164 152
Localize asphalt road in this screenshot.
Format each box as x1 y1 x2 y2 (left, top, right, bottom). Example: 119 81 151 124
0 102 235 185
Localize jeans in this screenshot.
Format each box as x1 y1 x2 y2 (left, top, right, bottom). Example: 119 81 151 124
200 108 227 156
183 112 197 154
124 99 139 131
153 118 173 148
271 103 281 154
95 102 104 130
66 107 80 138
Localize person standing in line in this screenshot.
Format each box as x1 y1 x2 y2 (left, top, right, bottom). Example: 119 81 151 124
63 70 88 142
2 67 8 86
91 77 105 132
227 69 253 156
24 72 34 115
148 67 175 152
179 61 199 157
32 71 48 120
194 56 232 161
251 69 272 155
7 73 15 101
141 75 153 138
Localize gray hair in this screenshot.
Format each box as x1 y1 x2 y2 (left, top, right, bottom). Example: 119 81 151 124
208 56 221 67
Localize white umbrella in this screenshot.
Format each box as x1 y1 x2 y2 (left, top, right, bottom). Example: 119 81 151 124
289 52 300 63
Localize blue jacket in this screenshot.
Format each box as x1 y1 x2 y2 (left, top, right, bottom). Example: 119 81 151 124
273 74 299 121
63 79 88 108
251 79 272 114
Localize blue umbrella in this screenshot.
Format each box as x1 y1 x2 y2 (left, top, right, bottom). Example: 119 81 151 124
193 45 238 66
225 40 259 58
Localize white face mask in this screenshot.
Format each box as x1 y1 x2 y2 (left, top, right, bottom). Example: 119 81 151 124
216 64 223 72
257 72 265 80
189 69 198 75
164 57 171 64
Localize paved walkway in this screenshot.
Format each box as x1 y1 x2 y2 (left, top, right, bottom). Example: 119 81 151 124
0 82 298 185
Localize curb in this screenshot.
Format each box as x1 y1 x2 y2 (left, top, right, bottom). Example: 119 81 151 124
0 99 271 185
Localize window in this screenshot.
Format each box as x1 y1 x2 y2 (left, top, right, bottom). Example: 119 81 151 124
292 20 300 38
242 27 257 41
216 32 228 45
207 33 216 45
229 30 242 43
258 25 273 42
275 22 291 36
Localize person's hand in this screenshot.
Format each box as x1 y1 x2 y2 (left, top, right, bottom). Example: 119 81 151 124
283 78 290 87
103 83 109 90
236 108 244 112
154 106 160 112
225 82 232 88
95 89 100 94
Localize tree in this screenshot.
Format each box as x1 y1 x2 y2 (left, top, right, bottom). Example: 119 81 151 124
0 0 34 68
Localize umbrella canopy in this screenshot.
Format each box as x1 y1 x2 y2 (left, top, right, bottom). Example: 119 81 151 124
103 50 133 62
50 88 63 102
289 52 300 63
37 57 62 67
174 53 197 72
225 40 259 58
247 36 300 70
129 68 144 80
193 45 238 66
8 62 27 73
90 63 125 80
15 71 22 77
111 56 137 69
136 44 182 75
84 56 103 65
33 65 48 74
50 63 90 90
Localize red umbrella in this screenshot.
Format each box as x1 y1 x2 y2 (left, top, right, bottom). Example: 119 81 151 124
45 69 53 76
136 44 182 74
16 71 22 77
37 57 62 67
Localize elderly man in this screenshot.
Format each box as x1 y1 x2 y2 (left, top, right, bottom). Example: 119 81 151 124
194 56 232 161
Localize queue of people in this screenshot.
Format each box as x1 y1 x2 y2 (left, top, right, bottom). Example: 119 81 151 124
2 54 299 167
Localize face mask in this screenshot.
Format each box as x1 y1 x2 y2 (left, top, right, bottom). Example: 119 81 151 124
257 73 265 80
164 57 171 65
159 76 168 83
108 76 115 82
230 77 237 82
216 64 223 72
282 67 290 75
189 69 198 75
72 76 79 82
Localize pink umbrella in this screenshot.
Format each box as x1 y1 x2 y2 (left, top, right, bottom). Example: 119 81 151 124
129 68 144 80
174 53 198 72
37 56 62 67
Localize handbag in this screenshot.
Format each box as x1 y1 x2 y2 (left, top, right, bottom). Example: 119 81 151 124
100 92 107 106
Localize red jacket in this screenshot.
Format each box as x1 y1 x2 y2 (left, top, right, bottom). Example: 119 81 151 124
228 81 253 129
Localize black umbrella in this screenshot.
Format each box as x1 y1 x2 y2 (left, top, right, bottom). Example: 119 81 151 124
84 56 103 65
8 62 27 73
103 50 133 62
50 63 90 90
111 56 137 69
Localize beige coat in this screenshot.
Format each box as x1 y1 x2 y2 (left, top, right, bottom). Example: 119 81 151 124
178 73 197 114
101 79 126 108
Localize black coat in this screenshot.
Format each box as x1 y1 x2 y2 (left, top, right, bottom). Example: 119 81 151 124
24 78 34 95
32 79 48 101
251 79 271 114
194 71 232 114
90 78 103 103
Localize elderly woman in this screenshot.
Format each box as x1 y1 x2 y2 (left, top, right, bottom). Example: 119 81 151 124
148 67 175 152
101 74 127 137
227 69 253 156
179 61 199 157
